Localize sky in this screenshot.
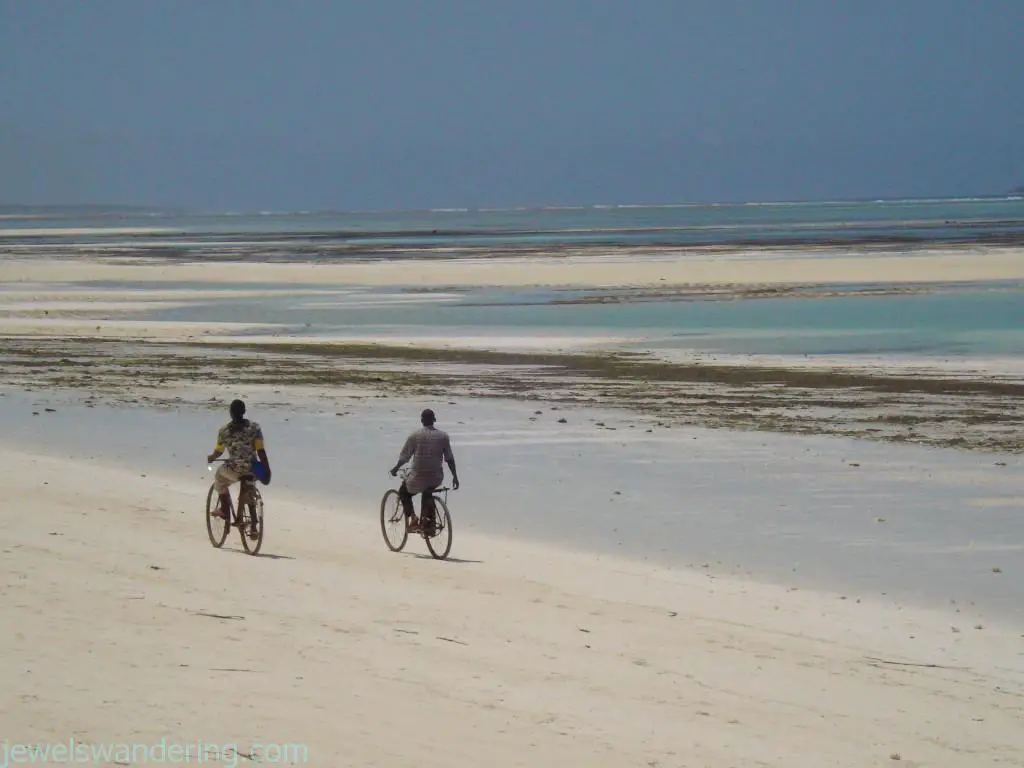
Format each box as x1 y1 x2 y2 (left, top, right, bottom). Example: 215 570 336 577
1 0 1022 211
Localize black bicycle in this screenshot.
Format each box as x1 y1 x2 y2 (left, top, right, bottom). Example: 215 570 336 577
380 468 453 560
205 460 265 555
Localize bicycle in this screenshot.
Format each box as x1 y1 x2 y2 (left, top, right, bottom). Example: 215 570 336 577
205 459 265 555
380 467 453 560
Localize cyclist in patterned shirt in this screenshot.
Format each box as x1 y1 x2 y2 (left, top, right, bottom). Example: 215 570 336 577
207 399 271 537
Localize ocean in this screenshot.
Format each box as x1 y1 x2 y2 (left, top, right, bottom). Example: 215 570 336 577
3 196 1023 363
3 195 1024 248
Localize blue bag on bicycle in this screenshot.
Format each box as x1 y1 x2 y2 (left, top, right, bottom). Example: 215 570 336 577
251 457 270 485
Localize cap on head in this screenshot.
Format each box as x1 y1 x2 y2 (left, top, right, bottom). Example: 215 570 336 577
230 399 246 420
421 408 436 426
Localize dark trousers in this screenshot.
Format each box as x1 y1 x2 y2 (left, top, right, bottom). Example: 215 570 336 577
398 481 436 520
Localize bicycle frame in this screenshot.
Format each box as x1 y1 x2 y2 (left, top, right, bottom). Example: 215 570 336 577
208 459 261 519
395 467 450 512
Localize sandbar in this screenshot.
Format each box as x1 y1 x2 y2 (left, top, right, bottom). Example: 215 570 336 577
2 247 1024 287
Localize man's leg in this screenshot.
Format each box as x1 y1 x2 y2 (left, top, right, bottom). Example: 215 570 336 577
242 480 259 537
213 466 238 519
420 489 437 532
399 481 422 531
398 481 415 520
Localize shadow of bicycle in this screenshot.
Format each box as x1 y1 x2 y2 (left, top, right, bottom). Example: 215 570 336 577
408 552 483 564
228 549 296 561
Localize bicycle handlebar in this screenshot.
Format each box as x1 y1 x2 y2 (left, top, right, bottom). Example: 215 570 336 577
207 458 256 471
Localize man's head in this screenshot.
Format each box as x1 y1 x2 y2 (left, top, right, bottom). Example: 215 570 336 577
420 408 436 426
230 399 246 421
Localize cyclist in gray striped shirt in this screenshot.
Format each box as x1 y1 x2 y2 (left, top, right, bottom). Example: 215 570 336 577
389 408 460 532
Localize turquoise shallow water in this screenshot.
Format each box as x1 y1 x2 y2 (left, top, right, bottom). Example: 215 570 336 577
5 197 1022 361
148 282 1024 359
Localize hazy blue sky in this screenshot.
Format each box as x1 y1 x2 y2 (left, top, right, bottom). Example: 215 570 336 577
2 0 1021 211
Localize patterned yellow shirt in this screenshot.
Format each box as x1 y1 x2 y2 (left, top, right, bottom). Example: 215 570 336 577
215 419 265 474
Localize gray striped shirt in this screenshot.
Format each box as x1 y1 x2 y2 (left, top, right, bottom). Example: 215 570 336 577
397 426 454 494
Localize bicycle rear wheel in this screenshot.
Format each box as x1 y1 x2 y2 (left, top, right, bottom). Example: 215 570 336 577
380 489 408 552
239 488 264 555
424 497 453 560
206 483 229 548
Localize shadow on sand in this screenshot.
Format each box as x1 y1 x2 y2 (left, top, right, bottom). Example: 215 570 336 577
409 552 483 564
227 548 296 561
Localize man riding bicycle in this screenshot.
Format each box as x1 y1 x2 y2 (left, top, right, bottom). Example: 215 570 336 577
207 399 271 538
390 408 459 533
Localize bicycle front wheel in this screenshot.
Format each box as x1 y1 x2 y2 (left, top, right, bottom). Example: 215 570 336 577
424 497 453 560
380 489 408 552
206 483 229 548
239 491 264 555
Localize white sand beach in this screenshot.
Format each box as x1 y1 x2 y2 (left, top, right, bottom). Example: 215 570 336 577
3 447 1022 767
1 387 1022 767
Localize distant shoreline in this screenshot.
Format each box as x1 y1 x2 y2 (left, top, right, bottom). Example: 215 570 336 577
2 191 1022 217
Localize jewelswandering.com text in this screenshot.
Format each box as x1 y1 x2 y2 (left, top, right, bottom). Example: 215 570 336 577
1 738 309 767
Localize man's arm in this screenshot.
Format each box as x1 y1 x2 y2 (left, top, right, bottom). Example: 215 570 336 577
207 431 225 463
389 434 416 475
254 429 271 483
256 448 271 482
444 435 459 490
